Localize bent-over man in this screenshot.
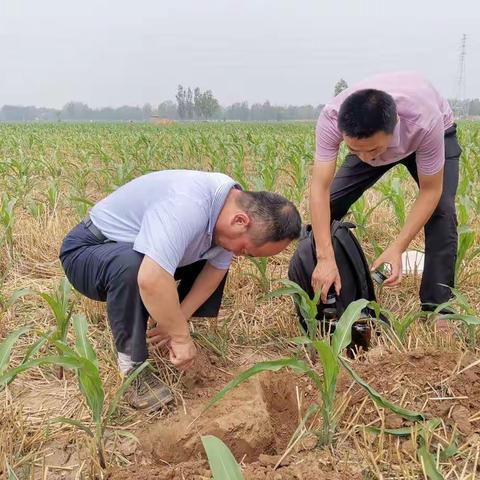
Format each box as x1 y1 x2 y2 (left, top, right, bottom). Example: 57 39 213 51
60 169 301 409
309 71 460 314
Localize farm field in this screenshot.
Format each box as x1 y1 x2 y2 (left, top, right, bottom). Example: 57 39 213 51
0 121 479 480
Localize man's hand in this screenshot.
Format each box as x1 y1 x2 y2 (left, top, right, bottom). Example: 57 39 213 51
168 335 197 370
146 317 171 347
371 246 403 286
311 256 341 303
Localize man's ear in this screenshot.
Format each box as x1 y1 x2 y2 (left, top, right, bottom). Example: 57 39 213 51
232 212 250 230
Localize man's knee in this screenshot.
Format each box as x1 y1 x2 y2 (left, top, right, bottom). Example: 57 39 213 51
112 252 144 285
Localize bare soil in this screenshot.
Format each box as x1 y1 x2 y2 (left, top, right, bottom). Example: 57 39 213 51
107 347 480 479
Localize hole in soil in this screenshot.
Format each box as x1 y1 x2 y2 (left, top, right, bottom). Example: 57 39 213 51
142 371 303 465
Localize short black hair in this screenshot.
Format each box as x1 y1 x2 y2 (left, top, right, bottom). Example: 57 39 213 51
236 191 301 244
338 89 397 139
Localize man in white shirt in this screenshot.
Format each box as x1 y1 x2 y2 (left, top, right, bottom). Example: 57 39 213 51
60 169 301 410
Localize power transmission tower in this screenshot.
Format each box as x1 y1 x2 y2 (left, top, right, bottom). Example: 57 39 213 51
455 34 468 118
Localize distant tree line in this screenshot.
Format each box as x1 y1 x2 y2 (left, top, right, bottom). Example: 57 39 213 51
2 79 479 122
0 83 324 122
0 100 324 122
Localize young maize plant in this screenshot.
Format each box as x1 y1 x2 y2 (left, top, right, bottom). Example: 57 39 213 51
207 296 426 446
0 315 147 469
348 195 386 258
376 176 407 227
432 287 480 349
244 256 271 293
45 178 61 211
50 315 148 469
253 142 278 191
0 193 16 259
229 142 250 190
455 195 480 284
9 277 75 378
284 142 310 205
372 306 424 347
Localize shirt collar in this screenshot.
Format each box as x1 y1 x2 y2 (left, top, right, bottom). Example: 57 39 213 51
207 182 242 237
389 120 401 148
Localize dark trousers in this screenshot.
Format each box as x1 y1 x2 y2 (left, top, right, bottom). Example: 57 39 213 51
329 125 461 310
59 222 227 362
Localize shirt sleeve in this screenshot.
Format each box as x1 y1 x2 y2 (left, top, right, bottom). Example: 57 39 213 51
133 199 207 276
315 109 342 161
415 119 445 176
208 249 233 270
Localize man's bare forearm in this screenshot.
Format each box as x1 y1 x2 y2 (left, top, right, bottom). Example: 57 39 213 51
180 263 227 320
138 257 190 340
310 184 334 259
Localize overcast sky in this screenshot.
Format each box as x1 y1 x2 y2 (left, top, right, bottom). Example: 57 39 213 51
1 0 479 108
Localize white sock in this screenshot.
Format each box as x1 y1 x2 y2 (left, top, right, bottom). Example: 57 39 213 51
118 352 136 375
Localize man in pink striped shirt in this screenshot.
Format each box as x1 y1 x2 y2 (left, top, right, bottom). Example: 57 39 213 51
310 72 460 313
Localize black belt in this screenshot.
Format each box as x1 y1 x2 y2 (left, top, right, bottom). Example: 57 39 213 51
82 215 108 242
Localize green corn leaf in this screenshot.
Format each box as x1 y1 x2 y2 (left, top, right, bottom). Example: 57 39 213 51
105 361 149 423
206 358 323 411
418 437 444 480
366 425 414 436
22 334 49 363
0 325 30 375
340 358 425 422
288 336 311 345
1 332 50 389
331 299 370 357
201 435 244 480
437 314 480 325
264 286 306 301
49 416 94 437
6 288 36 308
38 292 64 323
5 460 19 480
77 367 105 424
439 439 458 461
312 340 338 393
73 314 98 365
0 355 83 386
366 419 442 437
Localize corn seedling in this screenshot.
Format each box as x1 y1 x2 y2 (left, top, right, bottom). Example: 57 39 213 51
26 198 45 218
207 299 426 446
9 277 75 377
201 435 244 480
0 323 49 391
45 179 61 211
376 177 406 226
0 315 147 468
432 287 480 349
0 193 16 258
0 325 31 386
244 256 271 293
48 314 148 468
455 196 480 283
348 196 386 257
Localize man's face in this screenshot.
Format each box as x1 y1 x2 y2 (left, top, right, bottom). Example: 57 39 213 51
342 131 393 163
214 212 291 257
219 234 291 257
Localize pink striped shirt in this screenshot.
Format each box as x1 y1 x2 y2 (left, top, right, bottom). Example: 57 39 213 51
315 72 454 176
